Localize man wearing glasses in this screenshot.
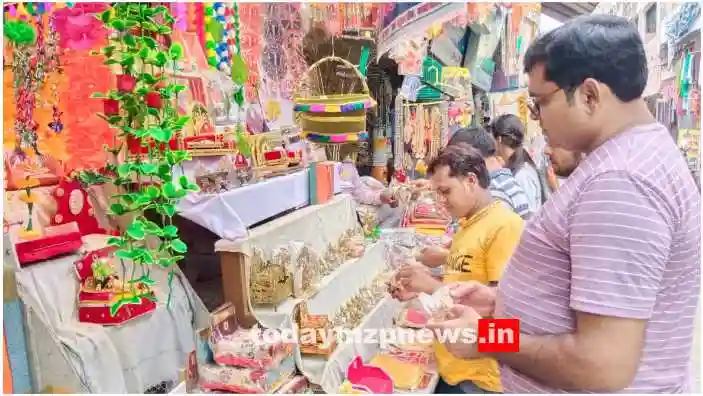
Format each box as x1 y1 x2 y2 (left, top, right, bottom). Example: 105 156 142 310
428 15 700 393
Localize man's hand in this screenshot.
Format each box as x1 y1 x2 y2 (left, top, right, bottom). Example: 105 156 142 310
426 304 482 359
416 245 448 268
395 264 442 295
447 282 497 317
379 188 398 207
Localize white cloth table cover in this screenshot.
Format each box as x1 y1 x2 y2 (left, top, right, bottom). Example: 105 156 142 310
14 238 210 393
214 194 357 256
176 163 343 241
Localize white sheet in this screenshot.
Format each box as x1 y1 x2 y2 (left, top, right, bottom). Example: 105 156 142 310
15 246 210 393
176 163 343 241
176 170 311 240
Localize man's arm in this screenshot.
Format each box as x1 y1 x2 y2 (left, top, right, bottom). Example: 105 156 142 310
490 172 671 391
491 313 646 391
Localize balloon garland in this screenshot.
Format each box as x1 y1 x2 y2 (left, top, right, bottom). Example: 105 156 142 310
230 3 247 107
212 2 231 73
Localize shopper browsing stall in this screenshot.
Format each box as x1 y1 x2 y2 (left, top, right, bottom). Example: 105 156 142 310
391 144 524 394
489 114 544 211
448 127 534 220
427 15 700 393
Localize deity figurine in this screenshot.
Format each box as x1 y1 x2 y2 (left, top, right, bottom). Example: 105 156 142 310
48 105 64 134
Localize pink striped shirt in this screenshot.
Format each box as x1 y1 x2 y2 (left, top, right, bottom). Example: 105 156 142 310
496 123 701 393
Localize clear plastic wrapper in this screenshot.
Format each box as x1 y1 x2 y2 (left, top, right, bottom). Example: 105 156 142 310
199 355 296 394
210 325 293 369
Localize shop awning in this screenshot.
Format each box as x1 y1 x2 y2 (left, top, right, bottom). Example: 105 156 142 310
540 2 597 22
377 2 467 60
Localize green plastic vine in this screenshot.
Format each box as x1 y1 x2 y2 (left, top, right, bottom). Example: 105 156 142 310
82 4 199 315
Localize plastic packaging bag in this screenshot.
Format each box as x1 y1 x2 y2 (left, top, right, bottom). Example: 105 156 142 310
210 325 293 369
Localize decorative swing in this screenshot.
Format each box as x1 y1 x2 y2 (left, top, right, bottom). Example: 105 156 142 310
293 55 376 162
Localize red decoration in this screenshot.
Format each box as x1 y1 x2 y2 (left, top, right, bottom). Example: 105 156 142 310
103 99 120 115
50 179 106 236
263 150 284 162
116 74 136 93
234 153 248 169
145 92 163 109
74 247 157 326
14 226 83 267
393 169 408 183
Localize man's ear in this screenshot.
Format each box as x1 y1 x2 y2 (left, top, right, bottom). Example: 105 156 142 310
465 173 478 186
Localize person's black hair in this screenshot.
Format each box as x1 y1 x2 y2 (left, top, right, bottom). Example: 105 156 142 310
524 14 646 103
447 126 496 158
428 143 490 189
489 114 537 174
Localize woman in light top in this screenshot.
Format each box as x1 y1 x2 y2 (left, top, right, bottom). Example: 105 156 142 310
489 114 544 212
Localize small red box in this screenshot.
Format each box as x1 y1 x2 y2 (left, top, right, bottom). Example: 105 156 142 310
14 225 83 267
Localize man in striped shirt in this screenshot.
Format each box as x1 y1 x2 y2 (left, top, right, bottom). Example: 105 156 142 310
449 127 534 219
428 15 700 393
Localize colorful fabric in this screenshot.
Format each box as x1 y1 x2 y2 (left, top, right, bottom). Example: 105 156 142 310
497 123 701 393
294 99 376 113
303 131 368 143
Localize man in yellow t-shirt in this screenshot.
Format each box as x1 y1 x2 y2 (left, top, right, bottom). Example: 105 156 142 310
395 144 523 394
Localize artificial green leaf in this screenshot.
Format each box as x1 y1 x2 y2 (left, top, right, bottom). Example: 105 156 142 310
153 5 168 15
139 163 158 175
103 59 120 65
162 225 179 238
126 221 146 240
110 299 127 317
117 163 132 178
140 73 158 85
157 163 172 180
109 203 127 216
147 108 159 117
123 33 136 46
158 25 172 35
134 194 152 207
91 92 106 98
115 248 134 260
173 116 190 129
107 236 126 247
149 127 173 143
142 36 157 49
138 47 150 59
168 43 184 60
136 87 149 95
133 128 150 138
108 116 123 124
141 250 155 264
131 247 149 260
142 21 158 32
158 203 176 217
162 182 178 198
154 52 168 67
170 238 188 254
144 185 161 199
124 20 138 29
157 257 175 268
173 84 187 93
110 19 126 31
100 9 111 23
178 175 190 189
142 220 161 233
117 193 140 205
120 55 135 67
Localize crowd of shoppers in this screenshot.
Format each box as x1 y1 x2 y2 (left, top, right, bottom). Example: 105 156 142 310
391 14 700 394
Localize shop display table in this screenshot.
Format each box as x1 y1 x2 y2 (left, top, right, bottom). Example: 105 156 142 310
176 163 343 241
11 235 210 393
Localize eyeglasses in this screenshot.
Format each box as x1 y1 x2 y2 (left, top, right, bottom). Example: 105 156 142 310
527 87 562 119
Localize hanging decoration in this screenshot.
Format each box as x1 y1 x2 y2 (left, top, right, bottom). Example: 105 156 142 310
5 19 39 165
239 3 263 102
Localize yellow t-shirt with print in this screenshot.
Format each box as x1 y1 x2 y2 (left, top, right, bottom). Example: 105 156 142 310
435 201 524 393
